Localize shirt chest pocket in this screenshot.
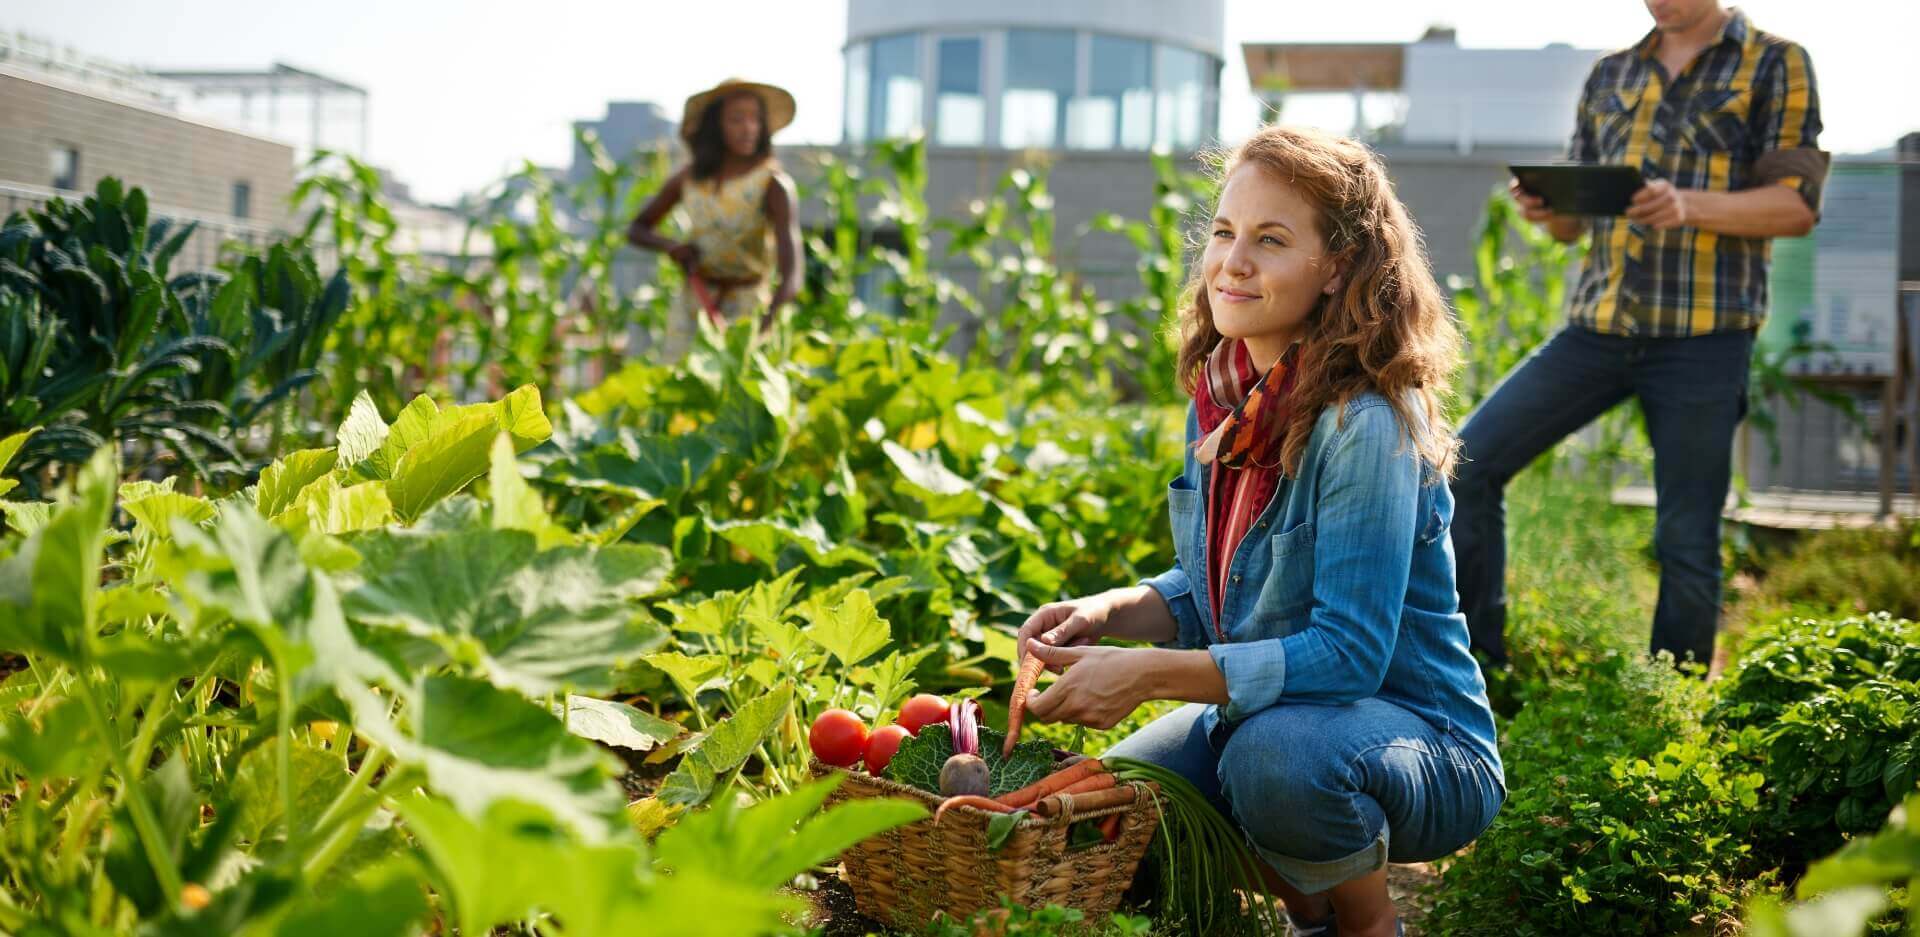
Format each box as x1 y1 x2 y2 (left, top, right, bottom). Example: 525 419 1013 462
1251 521 1316 629
1167 480 1201 574
1681 81 1755 158
1591 85 1642 157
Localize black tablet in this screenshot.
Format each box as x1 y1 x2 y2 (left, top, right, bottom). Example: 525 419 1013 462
1509 162 1646 217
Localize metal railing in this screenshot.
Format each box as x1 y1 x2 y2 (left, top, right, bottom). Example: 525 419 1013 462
1 181 297 274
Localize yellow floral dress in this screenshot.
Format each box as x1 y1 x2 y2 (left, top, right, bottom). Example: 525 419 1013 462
663 160 789 355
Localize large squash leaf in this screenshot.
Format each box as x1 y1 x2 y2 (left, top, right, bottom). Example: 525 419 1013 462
343 528 671 696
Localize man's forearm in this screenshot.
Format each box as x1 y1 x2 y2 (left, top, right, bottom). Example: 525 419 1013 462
1685 184 1816 239
627 226 677 252
1546 215 1587 244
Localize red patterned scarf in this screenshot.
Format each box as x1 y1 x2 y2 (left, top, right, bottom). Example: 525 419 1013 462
1195 339 1301 638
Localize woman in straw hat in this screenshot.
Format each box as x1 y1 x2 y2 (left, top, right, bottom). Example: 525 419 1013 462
627 78 802 358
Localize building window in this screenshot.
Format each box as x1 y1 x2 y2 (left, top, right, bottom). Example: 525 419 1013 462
50 145 80 191
1000 29 1076 149
867 34 923 141
1154 45 1212 150
934 37 984 147
844 42 870 144
1072 35 1154 150
232 181 252 220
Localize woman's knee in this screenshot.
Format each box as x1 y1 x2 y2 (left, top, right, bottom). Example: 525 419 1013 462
1215 709 1370 846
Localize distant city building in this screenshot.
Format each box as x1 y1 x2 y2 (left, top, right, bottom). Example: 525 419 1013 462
155 63 370 166
0 31 476 271
766 0 1228 330
0 30 294 267
1243 28 1603 282
570 100 676 186
841 0 1223 153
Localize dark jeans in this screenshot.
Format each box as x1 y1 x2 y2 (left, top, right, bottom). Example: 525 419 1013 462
1450 326 1754 668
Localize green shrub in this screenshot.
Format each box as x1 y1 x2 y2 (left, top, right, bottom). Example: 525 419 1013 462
1432 653 1769 935
1745 793 1919 937
1479 475 1656 715
1741 522 1920 621
927 900 1156 937
1711 614 1920 866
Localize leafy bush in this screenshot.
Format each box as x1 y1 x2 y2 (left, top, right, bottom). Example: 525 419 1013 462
1711 614 1920 865
1739 522 1920 621
1 179 342 488
1746 793 1919 937
1432 653 1769 935
928 899 1156 937
1480 474 1656 715
0 385 930 933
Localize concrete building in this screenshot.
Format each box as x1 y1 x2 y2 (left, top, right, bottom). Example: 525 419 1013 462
155 63 370 166
1243 28 1601 284
0 31 295 236
570 101 676 187
774 0 1227 317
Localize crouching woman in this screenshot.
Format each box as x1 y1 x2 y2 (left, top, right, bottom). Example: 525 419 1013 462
1016 126 1504 937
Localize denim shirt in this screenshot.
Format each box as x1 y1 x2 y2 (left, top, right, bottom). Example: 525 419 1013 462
1143 391 1504 779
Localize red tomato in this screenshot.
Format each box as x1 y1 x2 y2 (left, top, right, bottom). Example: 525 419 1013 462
864 724 912 775
895 694 949 735
809 709 869 768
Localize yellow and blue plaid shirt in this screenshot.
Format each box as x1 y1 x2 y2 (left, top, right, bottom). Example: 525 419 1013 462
1567 9 1827 337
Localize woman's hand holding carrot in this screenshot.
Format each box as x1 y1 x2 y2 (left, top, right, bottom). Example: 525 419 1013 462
1019 642 1161 730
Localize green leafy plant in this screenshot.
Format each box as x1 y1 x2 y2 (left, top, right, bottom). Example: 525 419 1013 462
0 179 335 488
884 722 1056 798
1435 653 1769 935
1746 793 1919 937
1711 614 1920 865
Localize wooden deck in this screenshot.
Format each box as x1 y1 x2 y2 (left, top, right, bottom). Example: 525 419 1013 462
1612 485 1920 530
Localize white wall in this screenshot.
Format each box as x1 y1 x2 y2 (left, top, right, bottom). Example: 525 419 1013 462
1401 41 1600 151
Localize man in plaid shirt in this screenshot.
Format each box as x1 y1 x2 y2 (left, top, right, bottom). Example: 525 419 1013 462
1451 0 1827 670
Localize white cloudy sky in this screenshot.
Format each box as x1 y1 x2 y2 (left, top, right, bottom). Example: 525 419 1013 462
9 0 1915 204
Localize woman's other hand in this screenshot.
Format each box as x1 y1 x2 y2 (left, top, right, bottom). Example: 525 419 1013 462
1017 595 1113 669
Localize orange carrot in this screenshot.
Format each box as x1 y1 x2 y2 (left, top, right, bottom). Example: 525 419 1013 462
1050 773 1118 798
1035 783 1141 818
996 758 1106 808
1004 652 1048 758
934 795 1015 825
1097 813 1123 842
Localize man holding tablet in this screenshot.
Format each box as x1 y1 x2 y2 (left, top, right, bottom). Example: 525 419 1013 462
1451 0 1827 671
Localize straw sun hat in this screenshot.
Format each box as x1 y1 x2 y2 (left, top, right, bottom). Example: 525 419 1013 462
679 78 796 141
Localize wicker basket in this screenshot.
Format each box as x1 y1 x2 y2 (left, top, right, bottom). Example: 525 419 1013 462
813 757 1162 929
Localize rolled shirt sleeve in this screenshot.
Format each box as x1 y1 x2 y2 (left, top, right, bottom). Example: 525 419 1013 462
1141 564 1205 650
1204 405 1418 722
1751 42 1828 216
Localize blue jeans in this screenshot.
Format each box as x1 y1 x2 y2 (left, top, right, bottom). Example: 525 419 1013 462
1449 326 1753 667
1104 701 1504 894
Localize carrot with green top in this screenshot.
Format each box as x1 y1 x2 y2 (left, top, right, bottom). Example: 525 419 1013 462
996 757 1106 808
1004 651 1048 758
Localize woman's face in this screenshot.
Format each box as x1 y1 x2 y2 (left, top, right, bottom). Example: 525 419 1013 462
1203 163 1344 363
720 93 764 158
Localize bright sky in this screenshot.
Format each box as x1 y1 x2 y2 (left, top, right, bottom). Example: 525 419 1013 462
9 0 1916 204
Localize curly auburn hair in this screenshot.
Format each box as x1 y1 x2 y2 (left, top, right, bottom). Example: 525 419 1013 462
1176 125 1462 478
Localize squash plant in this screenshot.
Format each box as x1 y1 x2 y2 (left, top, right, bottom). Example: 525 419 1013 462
0 385 927 934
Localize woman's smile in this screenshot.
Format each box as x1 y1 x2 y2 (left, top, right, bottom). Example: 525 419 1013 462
1214 284 1262 305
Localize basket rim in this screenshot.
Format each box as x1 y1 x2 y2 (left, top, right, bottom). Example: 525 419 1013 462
809 758 1153 829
